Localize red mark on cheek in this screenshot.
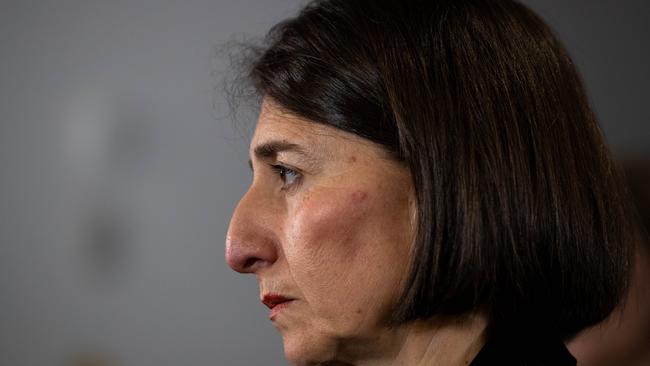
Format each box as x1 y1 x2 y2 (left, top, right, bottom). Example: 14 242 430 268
351 191 368 204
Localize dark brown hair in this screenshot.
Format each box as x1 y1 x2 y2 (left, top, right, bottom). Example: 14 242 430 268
625 159 650 240
241 0 634 338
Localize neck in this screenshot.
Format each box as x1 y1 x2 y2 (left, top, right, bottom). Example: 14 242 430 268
333 313 488 366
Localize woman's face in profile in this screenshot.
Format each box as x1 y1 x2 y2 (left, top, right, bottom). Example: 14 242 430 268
226 100 415 363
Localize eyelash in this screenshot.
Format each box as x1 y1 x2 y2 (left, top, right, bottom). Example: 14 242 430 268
271 164 302 190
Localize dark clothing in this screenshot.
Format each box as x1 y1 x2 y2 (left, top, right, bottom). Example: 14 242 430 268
470 331 577 366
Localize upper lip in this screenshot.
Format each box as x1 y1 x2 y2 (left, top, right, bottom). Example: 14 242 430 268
262 294 293 309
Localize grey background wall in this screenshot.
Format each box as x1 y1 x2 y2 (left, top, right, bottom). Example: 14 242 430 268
0 1 647 365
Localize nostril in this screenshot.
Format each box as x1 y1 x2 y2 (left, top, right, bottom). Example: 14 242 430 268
226 189 280 273
225 220 279 273
225 236 277 273
243 257 260 271
225 243 249 273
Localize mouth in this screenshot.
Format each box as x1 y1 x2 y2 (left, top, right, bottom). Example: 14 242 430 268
262 294 294 320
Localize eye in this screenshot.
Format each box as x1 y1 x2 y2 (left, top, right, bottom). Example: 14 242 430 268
271 164 302 189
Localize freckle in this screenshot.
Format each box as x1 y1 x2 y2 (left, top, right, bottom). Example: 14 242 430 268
348 155 357 163
351 191 367 203
355 309 363 314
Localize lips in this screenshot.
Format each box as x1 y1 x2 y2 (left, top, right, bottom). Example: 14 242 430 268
262 294 294 320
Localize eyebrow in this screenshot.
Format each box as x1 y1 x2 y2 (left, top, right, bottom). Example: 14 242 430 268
248 140 309 170
253 140 306 159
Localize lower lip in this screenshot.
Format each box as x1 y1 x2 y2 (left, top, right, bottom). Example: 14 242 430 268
269 300 293 320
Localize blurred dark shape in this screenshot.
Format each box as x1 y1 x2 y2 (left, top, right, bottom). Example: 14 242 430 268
63 94 151 286
82 203 132 284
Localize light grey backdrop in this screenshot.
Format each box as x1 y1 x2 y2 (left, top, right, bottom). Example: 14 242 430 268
0 1 647 365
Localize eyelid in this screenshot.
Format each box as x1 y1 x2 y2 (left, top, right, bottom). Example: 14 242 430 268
247 156 310 191
270 162 302 190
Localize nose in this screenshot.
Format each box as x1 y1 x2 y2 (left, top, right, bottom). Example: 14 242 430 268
225 188 279 274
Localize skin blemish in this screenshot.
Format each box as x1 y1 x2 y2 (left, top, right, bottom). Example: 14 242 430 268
349 155 357 163
350 191 368 204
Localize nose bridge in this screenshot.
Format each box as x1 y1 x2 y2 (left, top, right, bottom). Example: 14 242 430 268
225 184 280 273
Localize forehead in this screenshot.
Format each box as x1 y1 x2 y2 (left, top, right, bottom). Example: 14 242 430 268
250 100 372 153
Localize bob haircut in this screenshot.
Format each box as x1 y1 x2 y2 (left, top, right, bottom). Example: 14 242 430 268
625 160 650 240
240 0 634 338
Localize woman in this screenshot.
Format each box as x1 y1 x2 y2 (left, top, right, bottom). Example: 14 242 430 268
225 1 635 365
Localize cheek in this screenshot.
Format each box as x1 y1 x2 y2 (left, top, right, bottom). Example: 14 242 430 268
286 189 370 274
283 186 410 325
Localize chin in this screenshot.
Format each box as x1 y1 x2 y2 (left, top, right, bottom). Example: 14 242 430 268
281 329 341 366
